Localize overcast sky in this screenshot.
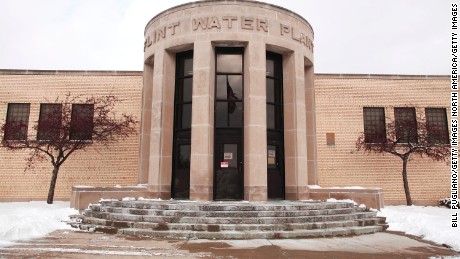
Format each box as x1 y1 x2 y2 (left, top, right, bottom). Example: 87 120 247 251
0 0 454 75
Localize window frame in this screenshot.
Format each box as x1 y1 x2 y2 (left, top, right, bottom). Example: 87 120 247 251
214 47 244 129
69 103 94 141
425 108 449 144
4 103 31 141
394 107 418 144
363 107 386 143
37 103 62 141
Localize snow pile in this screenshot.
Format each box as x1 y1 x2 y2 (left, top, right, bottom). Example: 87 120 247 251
0 201 77 246
379 206 460 251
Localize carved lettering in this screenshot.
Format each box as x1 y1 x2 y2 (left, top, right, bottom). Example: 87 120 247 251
168 22 180 35
280 24 290 35
241 16 254 30
222 16 238 28
144 22 181 51
156 27 166 42
144 17 314 53
291 27 300 42
257 18 268 32
192 17 209 30
280 23 313 52
144 36 153 52
208 17 221 29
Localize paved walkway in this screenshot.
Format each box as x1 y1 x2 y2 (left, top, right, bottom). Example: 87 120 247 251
0 230 458 258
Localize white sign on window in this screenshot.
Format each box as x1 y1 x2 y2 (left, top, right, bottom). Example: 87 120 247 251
224 152 233 160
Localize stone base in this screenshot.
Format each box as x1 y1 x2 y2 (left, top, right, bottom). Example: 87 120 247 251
70 185 157 210
306 186 384 210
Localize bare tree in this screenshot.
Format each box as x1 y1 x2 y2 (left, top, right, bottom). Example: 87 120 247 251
0 94 138 204
356 109 450 205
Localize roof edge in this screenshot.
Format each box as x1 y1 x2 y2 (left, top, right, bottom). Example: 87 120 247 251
315 73 449 80
0 69 143 76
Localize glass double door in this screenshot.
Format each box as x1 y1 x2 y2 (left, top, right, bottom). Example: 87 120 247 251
214 130 243 200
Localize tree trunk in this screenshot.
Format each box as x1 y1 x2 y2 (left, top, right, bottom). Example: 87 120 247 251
47 165 60 204
401 156 412 206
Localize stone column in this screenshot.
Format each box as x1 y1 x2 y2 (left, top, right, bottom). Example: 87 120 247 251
189 41 214 201
138 63 153 184
147 50 175 199
305 64 317 185
243 41 268 201
284 51 309 200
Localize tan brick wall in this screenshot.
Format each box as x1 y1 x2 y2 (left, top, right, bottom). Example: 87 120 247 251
0 70 142 201
315 74 450 205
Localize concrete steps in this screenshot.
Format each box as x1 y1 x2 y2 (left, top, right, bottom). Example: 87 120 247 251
70 200 388 239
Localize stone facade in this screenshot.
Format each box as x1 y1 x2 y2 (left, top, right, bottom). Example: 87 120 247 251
140 0 316 201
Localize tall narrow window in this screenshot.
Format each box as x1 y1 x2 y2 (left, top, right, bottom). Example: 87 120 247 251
266 52 285 200
37 104 62 141
70 104 94 141
394 107 418 143
426 108 449 144
4 103 30 140
214 47 244 201
172 50 193 199
215 48 243 128
363 107 386 143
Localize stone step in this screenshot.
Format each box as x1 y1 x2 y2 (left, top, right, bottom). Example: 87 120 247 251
72 200 387 239
93 207 356 217
78 216 367 231
115 226 384 239
81 211 377 224
96 200 354 211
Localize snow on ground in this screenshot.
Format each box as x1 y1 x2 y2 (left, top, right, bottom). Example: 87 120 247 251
0 201 459 254
378 206 460 252
0 201 77 247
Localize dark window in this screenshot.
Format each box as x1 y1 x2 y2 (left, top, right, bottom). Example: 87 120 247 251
426 108 449 144
172 50 193 199
363 107 386 143
37 104 62 141
70 104 94 141
4 103 30 140
394 107 418 143
174 52 193 130
266 52 283 131
215 48 243 128
178 144 191 169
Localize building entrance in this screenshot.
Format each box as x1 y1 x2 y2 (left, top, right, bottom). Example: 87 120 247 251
213 47 244 200
214 132 243 200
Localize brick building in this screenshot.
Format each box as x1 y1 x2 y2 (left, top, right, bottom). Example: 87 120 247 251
0 70 449 206
0 1 450 207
